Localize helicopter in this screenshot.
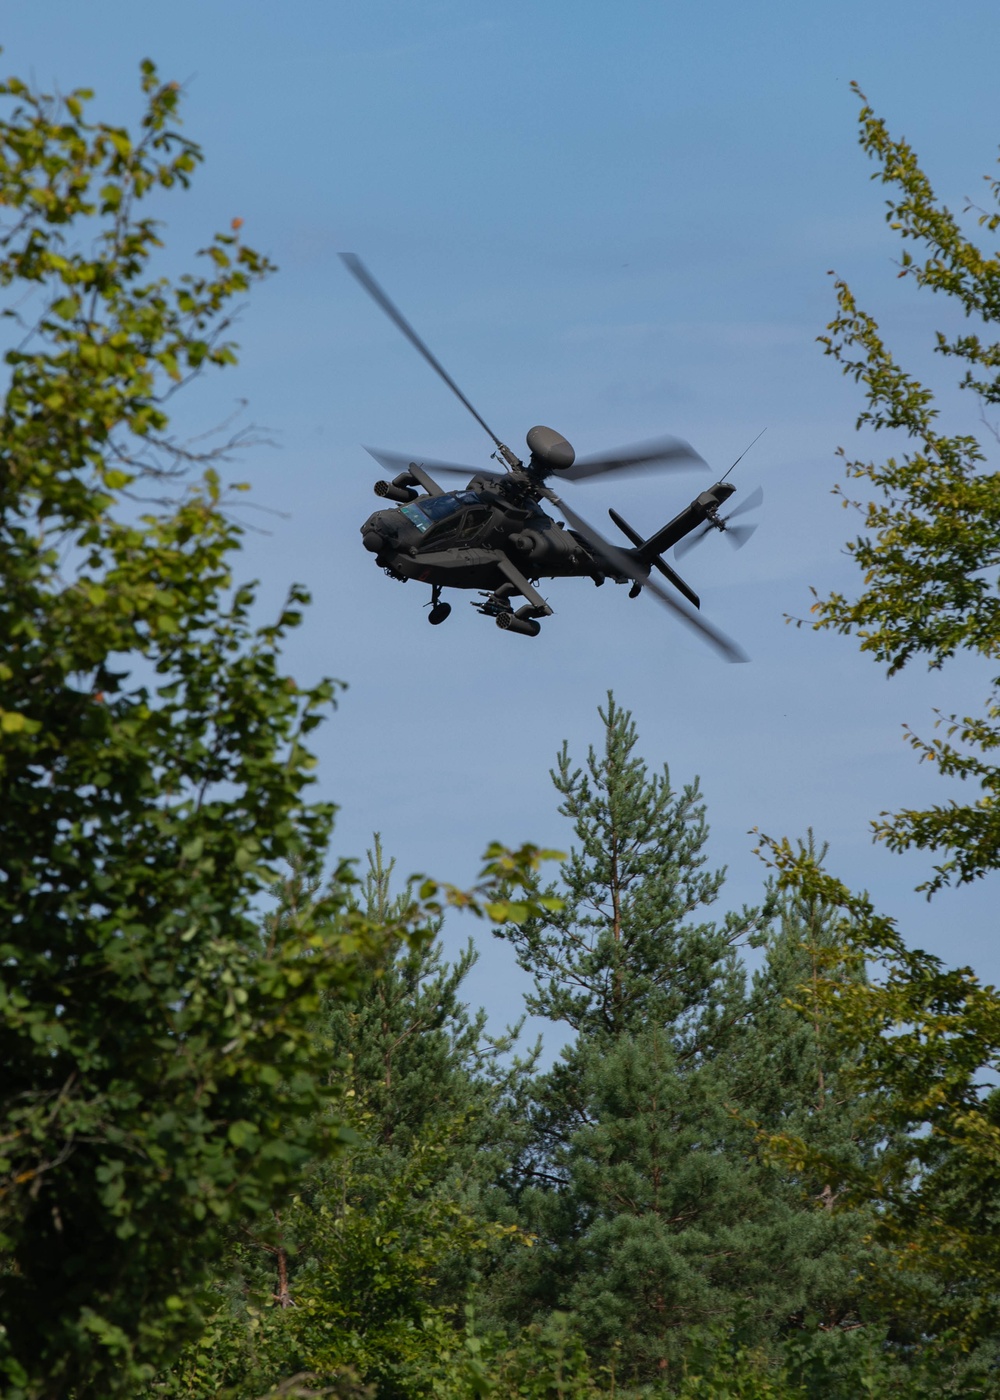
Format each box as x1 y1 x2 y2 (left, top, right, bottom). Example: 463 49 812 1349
343 254 761 662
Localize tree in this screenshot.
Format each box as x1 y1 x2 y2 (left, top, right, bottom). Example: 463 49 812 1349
489 698 855 1382
326 837 538 1166
758 89 1000 1361
811 83 1000 894
757 849 1000 1372
732 845 886 1336
550 877 884 1385
288 844 538 1397
0 63 548 1398
0 60 375 1398
501 693 755 1047
153 843 542 1399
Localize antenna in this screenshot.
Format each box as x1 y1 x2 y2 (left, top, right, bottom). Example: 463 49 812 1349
719 427 767 484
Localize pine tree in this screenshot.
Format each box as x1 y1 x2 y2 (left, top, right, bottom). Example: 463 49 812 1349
489 704 910 1385
502 693 755 1047
488 697 803 1377
497 694 762 1183
738 838 874 1181
328 835 535 1162
730 842 883 1336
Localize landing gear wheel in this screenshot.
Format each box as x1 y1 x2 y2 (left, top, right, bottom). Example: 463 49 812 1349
427 584 451 624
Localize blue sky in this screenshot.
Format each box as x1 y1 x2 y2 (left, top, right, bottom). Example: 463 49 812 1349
5 3 999 1046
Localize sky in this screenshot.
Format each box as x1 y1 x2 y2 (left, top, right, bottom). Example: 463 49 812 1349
5 2 1000 1051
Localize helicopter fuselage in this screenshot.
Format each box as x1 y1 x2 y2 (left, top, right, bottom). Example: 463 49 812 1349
361 477 736 594
361 481 597 593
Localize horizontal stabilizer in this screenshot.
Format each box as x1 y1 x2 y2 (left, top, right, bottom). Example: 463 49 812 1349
608 508 701 610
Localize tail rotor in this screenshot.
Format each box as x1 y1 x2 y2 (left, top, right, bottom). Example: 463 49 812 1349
675 485 763 559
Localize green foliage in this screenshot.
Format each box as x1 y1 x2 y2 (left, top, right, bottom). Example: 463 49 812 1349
0 60 557 1398
756 841 1000 1352
152 1114 521 1399
555 1031 787 1375
490 700 871 1382
500 693 761 1042
675 1322 992 1398
0 56 349 1397
483 1313 601 1398
148 846 545 1399
330 836 541 1163
811 83 1000 892
751 90 1000 1364
731 843 882 1331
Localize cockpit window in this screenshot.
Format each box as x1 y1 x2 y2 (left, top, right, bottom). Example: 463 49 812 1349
399 491 480 534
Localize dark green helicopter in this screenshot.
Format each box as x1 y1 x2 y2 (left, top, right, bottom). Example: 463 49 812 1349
344 255 761 662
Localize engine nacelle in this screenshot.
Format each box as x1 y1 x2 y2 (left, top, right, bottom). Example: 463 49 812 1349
510 529 548 560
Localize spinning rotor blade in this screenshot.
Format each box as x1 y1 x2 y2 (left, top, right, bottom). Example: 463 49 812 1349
726 523 758 550
430 462 505 483
674 522 713 559
342 253 512 459
364 445 499 484
673 486 764 558
562 435 708 482
726 485 764 519
540 485 747 663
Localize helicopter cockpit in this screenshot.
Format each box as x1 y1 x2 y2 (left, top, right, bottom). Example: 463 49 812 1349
399 490 481 534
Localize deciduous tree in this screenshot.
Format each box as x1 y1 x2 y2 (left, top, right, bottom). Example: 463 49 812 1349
812 83 1000 893
0 62 547 1398
0 59 354 1397
761 89 1000 1360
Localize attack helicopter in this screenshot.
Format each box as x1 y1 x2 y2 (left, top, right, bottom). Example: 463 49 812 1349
343 254 761 662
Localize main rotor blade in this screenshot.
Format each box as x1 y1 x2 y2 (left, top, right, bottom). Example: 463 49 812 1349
562 435 708 483
364 445 498 483
727 485 763 520
430 463 505 483
341 253 508 454
541 486 747 662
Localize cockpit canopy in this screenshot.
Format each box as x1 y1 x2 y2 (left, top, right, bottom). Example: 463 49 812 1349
399 490 480 534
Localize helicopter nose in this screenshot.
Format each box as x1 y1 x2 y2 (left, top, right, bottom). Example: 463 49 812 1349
362 528 385 553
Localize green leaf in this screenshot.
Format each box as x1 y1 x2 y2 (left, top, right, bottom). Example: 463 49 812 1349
226 1120 259 1149
1 710 35 733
